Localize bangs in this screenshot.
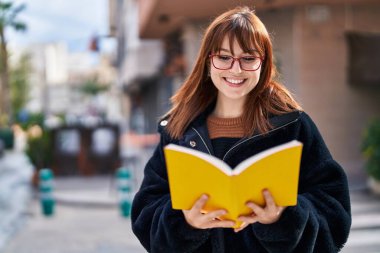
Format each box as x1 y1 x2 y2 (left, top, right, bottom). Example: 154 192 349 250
210 13 266 58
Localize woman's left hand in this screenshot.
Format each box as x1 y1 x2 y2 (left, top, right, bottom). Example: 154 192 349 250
234 189 286 233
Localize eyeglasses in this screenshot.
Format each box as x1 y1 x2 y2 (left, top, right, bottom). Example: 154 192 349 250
209 54 263 71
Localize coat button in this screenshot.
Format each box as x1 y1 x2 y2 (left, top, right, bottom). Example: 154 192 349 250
160 120 168 126
190 141 196 147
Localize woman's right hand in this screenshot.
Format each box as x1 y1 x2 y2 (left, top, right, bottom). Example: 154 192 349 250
182 194 235 229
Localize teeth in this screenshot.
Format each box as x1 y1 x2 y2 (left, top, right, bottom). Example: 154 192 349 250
226 78 244 84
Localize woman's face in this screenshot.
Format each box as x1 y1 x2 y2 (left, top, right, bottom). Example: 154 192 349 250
210 36 261 105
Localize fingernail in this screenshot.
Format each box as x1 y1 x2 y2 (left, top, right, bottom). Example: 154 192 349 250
202 194 208 199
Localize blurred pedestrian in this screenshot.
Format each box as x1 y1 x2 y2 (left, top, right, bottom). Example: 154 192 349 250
131 6 351 253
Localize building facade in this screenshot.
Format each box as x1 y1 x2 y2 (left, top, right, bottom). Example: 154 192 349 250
114 0 380 186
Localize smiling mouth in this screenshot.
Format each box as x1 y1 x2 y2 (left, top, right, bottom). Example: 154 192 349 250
224 77 246 86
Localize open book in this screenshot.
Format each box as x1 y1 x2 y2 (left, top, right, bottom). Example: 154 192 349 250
164 140 303 228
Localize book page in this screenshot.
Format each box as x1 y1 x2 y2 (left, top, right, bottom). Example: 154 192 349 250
233 140 302 175
232 145 302 214
165 148 232 211
165 144 232 175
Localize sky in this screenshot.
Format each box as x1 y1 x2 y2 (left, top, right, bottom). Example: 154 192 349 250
6 0 111 52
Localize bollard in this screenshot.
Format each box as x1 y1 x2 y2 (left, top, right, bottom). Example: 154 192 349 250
39 168 55 216
116 167 132 217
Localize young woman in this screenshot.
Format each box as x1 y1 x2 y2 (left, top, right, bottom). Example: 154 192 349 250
132 6 351 253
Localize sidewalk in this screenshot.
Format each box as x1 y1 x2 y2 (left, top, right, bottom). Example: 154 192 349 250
3 199 145 253
341 188 380 252
51 176 119 208
2 176 146 253
2 175 380 253
0 151 33 252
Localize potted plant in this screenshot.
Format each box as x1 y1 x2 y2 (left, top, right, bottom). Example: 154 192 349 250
361 119 380 195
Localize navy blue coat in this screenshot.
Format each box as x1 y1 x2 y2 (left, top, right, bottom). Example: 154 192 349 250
131 110 351 253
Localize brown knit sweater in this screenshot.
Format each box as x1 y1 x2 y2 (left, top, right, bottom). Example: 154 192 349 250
206 115 245 139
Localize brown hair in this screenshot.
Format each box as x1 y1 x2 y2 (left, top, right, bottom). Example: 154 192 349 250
166 6 301 139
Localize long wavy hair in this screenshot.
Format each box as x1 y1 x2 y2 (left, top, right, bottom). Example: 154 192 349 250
166 6 301 139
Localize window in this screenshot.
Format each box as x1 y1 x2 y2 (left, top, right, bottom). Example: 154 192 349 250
346 31 380 86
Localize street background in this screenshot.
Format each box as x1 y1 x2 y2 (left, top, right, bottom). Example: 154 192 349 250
1 0 380 252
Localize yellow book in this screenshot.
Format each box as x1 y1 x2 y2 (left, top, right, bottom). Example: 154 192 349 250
164 140 303 228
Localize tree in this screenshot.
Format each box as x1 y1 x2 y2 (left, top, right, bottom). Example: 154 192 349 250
78 78 109 96
0 1 27 126
10 53 31 117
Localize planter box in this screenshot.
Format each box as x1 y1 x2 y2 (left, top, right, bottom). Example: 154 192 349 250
0 128 14 150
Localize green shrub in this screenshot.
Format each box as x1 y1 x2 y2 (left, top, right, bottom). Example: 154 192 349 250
362 119 380 181
25 127 52 170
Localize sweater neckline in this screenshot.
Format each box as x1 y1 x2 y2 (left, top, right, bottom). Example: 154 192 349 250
207 115 244 127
